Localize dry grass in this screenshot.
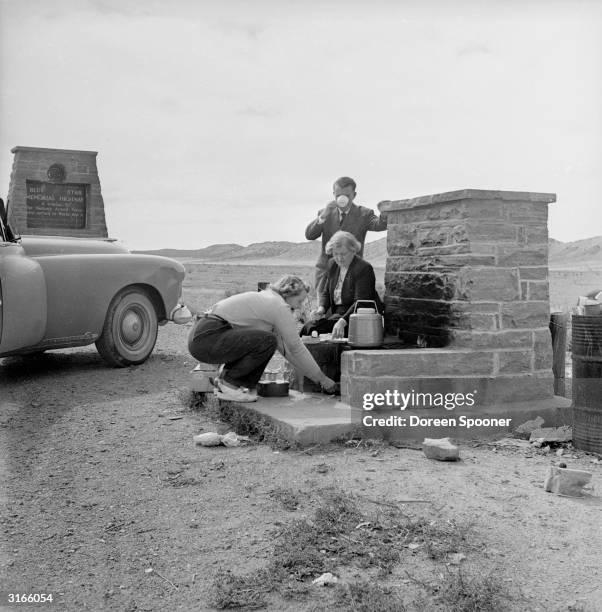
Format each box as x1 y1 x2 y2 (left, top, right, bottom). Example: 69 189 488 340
435 567 514 612
330 581 407 612
206 486 504 611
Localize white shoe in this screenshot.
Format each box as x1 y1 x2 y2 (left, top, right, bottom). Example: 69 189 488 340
214 380 257 403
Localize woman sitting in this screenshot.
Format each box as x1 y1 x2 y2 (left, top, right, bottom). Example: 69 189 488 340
188 275 336 402
301 231 383 339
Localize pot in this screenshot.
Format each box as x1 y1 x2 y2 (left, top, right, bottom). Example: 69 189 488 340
348 301 383 348
257 381 290 397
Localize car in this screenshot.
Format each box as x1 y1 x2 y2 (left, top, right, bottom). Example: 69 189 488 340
0 198 191 367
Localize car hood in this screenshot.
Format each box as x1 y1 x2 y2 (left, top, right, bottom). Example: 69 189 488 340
19 235 131 257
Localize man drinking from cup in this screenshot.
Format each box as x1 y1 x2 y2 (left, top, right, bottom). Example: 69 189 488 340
305 176 388 294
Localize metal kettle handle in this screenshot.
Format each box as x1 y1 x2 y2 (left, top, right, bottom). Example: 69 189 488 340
352 300 378 314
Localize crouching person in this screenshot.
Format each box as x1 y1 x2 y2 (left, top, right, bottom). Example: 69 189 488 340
188 275 337 402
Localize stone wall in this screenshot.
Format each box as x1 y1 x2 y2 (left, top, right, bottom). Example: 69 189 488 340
7 146 108 238
340 190 557 409
381 190 555 355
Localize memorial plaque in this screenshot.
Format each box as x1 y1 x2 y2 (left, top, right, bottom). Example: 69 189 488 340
8 147 107 238
26 180 87 230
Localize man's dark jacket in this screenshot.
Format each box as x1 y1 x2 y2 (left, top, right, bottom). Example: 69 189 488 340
305 202 387 273
320 256 384 324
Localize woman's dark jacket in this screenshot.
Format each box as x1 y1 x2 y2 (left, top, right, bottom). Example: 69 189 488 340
319 255 383 323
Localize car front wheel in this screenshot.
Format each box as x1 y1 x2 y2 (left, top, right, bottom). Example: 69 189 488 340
96 288 159 367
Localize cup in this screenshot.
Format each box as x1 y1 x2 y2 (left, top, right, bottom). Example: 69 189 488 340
336 195 349 208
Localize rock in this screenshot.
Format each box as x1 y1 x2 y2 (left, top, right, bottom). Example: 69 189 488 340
529 426 572 443
194 431 249 447
193 432 222 447
514 416 545 438
312 572 338 586
221 432 241 447
544 466 593 497
448 552 467 565
422 438 460 461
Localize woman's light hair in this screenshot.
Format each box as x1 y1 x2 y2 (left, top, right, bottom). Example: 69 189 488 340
270 275 310 298
325 230 361 255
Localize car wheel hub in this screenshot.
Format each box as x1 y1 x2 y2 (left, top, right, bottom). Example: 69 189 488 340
121 310 144 344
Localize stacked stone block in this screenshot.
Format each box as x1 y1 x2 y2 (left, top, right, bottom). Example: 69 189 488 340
7 146 108 238
341 189 556 408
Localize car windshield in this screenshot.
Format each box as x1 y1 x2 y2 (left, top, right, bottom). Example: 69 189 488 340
0 198 17 243
0 208 6 243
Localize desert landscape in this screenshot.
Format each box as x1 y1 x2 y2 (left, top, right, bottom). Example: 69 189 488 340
139 235 602 315
2 317 601 612
2 236 601 611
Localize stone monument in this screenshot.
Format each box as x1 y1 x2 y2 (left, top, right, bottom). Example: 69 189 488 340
6 146 108 237
341 189 558 409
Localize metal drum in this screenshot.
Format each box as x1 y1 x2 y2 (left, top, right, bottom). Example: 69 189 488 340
572 314 602 453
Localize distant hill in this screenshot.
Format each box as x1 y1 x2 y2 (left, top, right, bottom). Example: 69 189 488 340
549 236 602 270
136 235 602 271
136 237 389 266
138 243 246 260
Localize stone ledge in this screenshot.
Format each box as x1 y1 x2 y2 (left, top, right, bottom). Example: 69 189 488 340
358 396 571 442
342 371 555 407
343 348 497 377
379 190 556 212
11 145 99 156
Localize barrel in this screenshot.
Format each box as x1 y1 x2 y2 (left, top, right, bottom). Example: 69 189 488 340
571 314 602 453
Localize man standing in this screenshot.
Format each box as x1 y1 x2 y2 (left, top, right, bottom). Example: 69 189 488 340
305 176 388 292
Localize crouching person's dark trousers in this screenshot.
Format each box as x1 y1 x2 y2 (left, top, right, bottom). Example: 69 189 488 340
188 316 277 389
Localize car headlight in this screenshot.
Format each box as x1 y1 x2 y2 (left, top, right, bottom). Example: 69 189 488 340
170 304 192 324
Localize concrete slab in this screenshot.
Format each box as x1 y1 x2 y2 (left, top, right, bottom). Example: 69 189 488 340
216 390 363 446
359 395 573 443
208 391 573 448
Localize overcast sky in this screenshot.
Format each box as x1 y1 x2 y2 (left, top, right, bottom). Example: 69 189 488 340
1 0 601 250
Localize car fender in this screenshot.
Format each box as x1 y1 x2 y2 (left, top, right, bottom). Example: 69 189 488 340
35 253 186 339
0 244 47 352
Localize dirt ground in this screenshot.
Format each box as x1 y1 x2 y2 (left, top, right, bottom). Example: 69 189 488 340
1 322 601 612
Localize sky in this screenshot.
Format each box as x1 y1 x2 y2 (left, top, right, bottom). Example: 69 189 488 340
1 0 601 250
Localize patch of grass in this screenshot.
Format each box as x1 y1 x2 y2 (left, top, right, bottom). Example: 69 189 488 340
217 401 300 450
208 567 273 610
208 488 482 610
181 388 210 410
405 516 476 561
436 567 513 612
331 580 407 612
183 391 297 449
268 487 301 511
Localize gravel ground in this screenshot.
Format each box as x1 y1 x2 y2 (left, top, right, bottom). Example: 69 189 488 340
1 322 601 611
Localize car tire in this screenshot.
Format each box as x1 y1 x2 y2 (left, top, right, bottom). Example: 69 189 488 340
95 288 158 367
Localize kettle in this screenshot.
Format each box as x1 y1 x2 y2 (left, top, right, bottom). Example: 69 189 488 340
348 300 384 348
